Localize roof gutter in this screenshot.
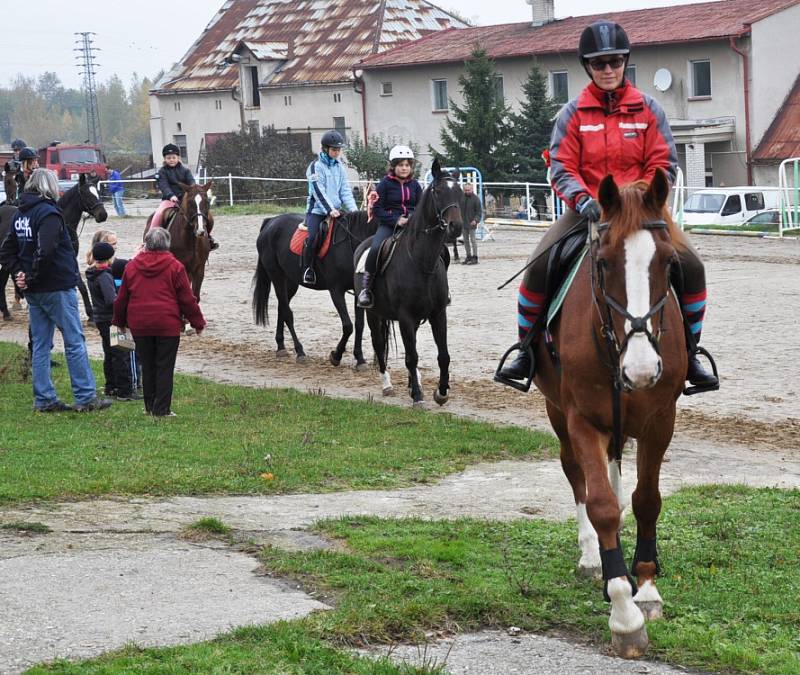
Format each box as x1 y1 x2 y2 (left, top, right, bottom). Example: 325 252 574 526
729 28 753 184
352 68 368 140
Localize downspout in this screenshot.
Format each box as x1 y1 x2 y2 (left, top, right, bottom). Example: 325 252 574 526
353 68 368 140
729 28 753 184
231 86 245 130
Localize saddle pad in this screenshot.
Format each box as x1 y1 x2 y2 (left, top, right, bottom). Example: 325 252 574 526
289 219 335 258
546 246 588 328
355 235 401 276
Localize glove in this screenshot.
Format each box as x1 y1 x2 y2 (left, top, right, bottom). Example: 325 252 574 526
577 196 602 223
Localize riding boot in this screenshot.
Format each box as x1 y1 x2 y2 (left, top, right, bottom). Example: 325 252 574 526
357 272 374 308
498 350 533 380
686 331 718 387
301 239 316 285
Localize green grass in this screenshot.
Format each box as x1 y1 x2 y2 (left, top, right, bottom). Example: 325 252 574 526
1 520 52 533
0 341 554 505
32 486 800 674
684 222 800 235
183 517 232 540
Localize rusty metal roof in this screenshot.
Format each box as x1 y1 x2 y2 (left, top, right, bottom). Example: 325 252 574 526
153 0 467 93
360 0 800 70
754 73 800 162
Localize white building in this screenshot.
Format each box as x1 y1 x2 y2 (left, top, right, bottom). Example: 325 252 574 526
357 0 800 187
149 0 467 172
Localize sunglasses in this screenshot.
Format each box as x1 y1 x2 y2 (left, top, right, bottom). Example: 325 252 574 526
588 56 626 71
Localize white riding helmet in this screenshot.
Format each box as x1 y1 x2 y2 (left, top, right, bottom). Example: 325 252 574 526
389 145 415 162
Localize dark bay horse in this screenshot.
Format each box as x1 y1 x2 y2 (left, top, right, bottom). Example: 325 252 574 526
534 169 686 657
253 210 376 367
0 174 106 320
145 183 213 299
354 159 462 405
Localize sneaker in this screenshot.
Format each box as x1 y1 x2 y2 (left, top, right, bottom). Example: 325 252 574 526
154 411 177 418
35 400 74 413
115 391 142 401
73 397 113 412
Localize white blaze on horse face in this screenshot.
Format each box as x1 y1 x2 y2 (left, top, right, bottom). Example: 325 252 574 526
194 193 206 235
89 186 99 200
621 230 662 389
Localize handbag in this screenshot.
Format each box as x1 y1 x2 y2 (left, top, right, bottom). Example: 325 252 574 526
110 329 136 352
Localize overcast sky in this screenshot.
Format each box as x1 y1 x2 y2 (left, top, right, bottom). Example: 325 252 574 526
14 0 711 90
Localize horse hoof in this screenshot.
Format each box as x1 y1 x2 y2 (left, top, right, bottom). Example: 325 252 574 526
578 564 602 579
635 600 663 621
2 313 10 321
276 349 289 358
611 625 649 659
412 400 426 409
329 351 341 367
354 362 368 372
382 387 394 397
296 354 309 364
433 389 449 406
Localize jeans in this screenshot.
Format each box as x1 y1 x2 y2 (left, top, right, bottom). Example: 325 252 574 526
111 191 126 216
26 289 97 408
365 224 396 274
462 224 478 259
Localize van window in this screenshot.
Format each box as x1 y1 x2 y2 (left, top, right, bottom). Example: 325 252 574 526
49 150 59 164
744 193 765 210
721 195 741 216
685 193 724 213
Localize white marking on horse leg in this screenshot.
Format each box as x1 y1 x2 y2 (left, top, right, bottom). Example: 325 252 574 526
576 503 601 575
416 368 422 386
634 579 662 604
381 371 393 395
608 577 646 634
194 194 206 235
608 458 627 521
621 230 661 389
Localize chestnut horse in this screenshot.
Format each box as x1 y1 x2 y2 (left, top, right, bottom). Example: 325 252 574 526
534 169 686 657
145 183 213 299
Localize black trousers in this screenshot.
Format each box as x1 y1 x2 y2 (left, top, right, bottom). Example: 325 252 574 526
96 322 133 395
134 335 180 416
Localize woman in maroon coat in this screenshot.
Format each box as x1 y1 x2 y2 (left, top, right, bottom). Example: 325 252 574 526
112 228 205 417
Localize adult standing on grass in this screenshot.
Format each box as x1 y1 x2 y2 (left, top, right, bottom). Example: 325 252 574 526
112 227 205 417
0 168 111 412
108 168 126 217
460 182 482 265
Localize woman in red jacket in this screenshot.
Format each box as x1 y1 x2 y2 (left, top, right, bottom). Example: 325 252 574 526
112 228 206 417
498 19 716 390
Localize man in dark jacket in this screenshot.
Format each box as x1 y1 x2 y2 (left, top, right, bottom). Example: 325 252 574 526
0 169 111 412
460 182 482 265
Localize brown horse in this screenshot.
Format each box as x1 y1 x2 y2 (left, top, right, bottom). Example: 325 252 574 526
2 162 17 204
145 183 213 299
534 169 686 658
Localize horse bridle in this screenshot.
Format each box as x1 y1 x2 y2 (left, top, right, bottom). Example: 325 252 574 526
420 177 459 234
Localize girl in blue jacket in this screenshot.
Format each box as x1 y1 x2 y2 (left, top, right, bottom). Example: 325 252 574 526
357 145 421 308
302 130 357 285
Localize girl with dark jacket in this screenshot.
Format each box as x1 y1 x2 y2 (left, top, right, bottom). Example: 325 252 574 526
357 145 422 308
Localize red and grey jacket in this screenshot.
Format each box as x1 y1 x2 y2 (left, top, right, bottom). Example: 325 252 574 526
549 81 677 210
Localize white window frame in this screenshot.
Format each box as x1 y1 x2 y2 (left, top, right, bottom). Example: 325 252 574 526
550 71 569 104
380 82 393 97
624 64 636 86
333 92 342 103
689 59 712 99
432 79 448 112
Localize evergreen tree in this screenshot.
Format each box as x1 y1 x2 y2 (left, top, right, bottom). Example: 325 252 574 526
508 64 559 183
432 46 513 181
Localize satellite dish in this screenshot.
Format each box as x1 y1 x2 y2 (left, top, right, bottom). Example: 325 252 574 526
653 68 672 92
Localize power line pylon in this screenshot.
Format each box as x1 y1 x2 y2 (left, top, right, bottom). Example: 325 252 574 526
74 32 102 146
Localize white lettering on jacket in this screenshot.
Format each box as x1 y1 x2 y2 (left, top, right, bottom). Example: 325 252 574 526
13 216 32 240
579 124 605 132
619 122 648 129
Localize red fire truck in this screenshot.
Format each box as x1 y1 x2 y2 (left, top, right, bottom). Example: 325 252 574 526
38 142 108 181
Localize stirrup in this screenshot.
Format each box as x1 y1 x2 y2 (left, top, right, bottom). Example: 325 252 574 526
494 342 535 392
683 346 720 396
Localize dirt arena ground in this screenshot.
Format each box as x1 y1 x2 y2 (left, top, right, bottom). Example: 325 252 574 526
2 213 799 453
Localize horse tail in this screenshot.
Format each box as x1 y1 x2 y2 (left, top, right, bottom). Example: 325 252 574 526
252 258 272 326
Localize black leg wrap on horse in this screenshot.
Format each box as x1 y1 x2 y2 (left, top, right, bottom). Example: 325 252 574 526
631 535 661 577
601 547 638 602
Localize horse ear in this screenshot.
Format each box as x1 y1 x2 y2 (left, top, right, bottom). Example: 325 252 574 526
597 174 620 213
431 158 442 179
3 162 10 172
79 174 87 186
177 182 190 192
645 168 670 211
451 169 460 180
203 181 214 191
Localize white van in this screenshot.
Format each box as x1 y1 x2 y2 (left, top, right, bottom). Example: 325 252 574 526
680 187 780 227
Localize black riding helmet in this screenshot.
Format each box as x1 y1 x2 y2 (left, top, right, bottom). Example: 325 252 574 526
11 139 27 151
579 20 630 60
162 143 181 157
18 147 38 161
320 130 345 149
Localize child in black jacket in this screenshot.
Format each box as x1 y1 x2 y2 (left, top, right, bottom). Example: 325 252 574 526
86 242 135 400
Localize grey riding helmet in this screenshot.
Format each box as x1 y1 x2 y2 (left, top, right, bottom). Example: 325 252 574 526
320 130 345 149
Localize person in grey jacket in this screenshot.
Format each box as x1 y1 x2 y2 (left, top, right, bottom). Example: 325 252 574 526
461 182 482 265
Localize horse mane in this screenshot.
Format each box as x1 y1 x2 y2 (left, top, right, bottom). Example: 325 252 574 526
403 182 434 245
607 180 687 251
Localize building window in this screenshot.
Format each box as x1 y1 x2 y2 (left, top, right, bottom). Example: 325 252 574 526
333 116 347 143
246 66 260 107
432 79 448 111
550 71 568 104
215 99 222 110
173 101 180 112
494 75 504 104
333 92 342 103
690 60 711 98
380 82 393 96
284 95 292 106
625 65 636 86
176 122 182 132
172 134 188 163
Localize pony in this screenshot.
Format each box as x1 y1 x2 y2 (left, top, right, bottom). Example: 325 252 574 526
533 169 686 657
354 159 462 405
253 210 377 367
145 183 213 299
0 174 106 320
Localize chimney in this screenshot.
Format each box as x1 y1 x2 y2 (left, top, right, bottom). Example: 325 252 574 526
527 0 555 27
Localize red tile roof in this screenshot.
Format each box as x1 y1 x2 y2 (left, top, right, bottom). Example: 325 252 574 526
153 0 467 93
359 0 800 70
754 73 800 162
